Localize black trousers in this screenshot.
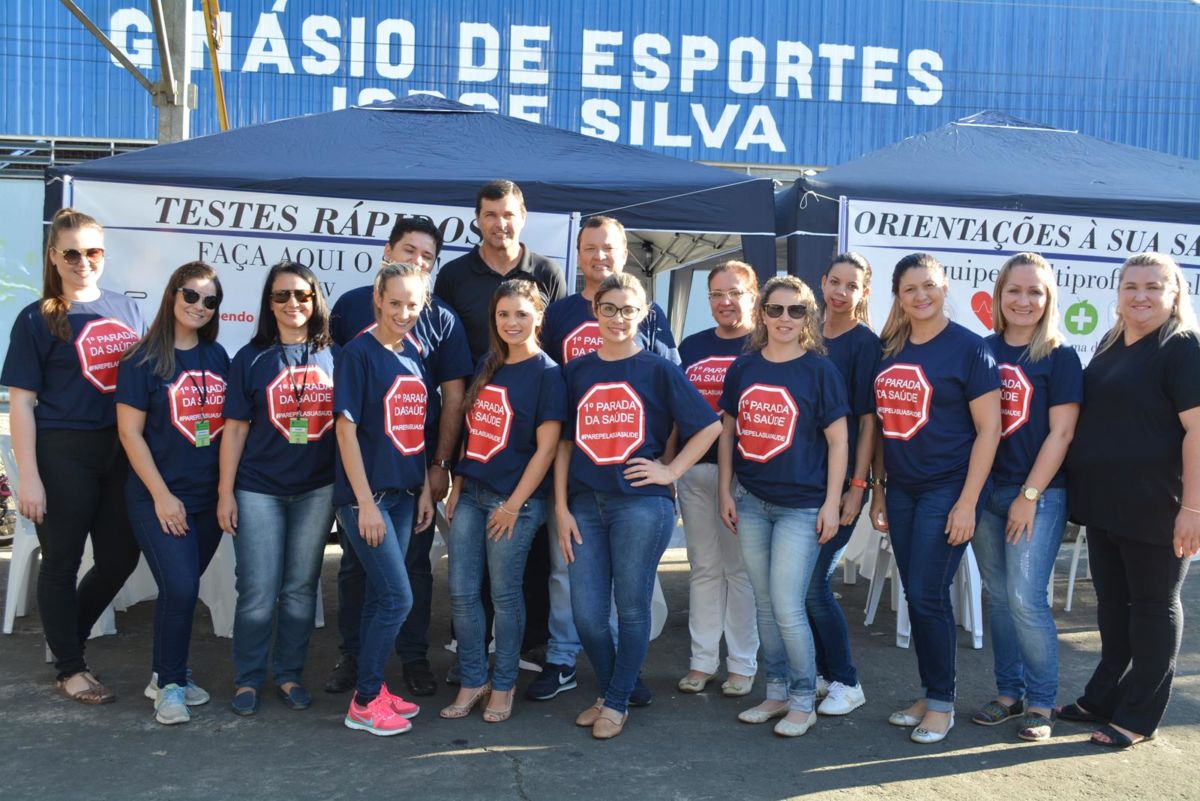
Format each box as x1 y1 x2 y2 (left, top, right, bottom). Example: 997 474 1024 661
521 522 551 650
1077 526 1190 735
34 428 140 679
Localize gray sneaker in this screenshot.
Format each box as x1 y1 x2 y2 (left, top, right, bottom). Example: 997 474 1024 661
145 670 210 706
154 684 191 725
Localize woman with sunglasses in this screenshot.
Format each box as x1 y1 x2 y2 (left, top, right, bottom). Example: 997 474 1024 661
558 273 721 739
441 279 566 723
675 260 760 698
1 208 143 704
217 262 338 715
808 253 881 716
117 262 228 725
872 253 1001 744
335 262 434 736
717 276 849 738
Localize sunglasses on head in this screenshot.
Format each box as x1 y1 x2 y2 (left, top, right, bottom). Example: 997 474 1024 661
54 247 105 265
270 289 316 304
177 287 220 310
762 303 807 320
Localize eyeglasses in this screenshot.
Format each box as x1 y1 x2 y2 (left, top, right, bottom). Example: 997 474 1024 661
707 289 749 303
177 287 220 310
270 289 316 304
54 247 105 264
596 302 642 320
762 303 807 320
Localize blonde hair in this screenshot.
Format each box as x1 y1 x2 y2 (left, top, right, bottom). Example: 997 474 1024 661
372 262 428 324
1096 252 1199 355
880 253 946 358
825 252 873 327
992 252 1066 362
42 208 104 342
748 276 825 355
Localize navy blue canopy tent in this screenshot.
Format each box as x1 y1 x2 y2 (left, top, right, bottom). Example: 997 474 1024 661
779 111 1200 285
46 95 777 282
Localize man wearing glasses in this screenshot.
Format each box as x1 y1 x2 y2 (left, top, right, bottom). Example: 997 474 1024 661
528 214 679 706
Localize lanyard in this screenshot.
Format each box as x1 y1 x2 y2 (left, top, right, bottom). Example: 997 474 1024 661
183 353 208 410
284 343 311 406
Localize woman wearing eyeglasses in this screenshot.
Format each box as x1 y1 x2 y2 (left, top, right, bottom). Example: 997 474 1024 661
116 262 229 725
217 262 338 716
1 208 144 704
557 273 721 739
717 276 849 738
675 260 760 697
872 253 1001 744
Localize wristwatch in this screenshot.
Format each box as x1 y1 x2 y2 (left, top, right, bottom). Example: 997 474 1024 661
1020 485 1040 502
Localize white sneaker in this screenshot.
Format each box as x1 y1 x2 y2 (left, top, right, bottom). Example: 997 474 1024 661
817 682 866 716
145 671 211 706
815 675 831 700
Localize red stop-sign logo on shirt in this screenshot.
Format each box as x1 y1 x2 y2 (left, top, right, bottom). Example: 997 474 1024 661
686 356 736 413
998 363 1033 438
465 384 513 462
75 318 139 393
875 364 932 440
736 384 798 462
575 382 645 465
168 370 226 444
562 321 604 363
265 365 335 441
383 375 427 455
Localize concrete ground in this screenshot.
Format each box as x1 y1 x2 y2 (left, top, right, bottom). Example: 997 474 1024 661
1 540 1197 801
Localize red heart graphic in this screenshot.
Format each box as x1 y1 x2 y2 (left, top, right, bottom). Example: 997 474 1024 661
971 291 993 330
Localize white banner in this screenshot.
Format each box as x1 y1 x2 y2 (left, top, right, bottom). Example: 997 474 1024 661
69 179 574 351
840 198 1200 363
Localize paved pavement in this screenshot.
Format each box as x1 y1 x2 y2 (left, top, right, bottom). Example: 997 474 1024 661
1 544 1197 801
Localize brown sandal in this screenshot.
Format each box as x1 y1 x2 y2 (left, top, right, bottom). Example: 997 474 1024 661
57 671 115 705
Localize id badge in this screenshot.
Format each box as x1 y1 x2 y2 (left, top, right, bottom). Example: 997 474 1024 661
289 417 309 445
194 420 211 448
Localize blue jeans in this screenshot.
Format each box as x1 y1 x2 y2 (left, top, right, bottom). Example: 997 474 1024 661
448 481 545 691
128 501 223 688
973 484 1066 708
807 512 860 687
735 488 821 712
885 482 979 712
231 485 335 689
568 491 674 714
335 491 415 698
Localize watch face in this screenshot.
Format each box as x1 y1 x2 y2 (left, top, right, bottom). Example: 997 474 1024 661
1023 487 1038 500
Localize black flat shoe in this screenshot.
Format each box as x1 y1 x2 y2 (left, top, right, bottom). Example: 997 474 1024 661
402 661 438 697
324 656 357 694
1056 702 1106 724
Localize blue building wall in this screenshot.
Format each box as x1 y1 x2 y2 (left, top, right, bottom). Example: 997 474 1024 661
2 0 1197 165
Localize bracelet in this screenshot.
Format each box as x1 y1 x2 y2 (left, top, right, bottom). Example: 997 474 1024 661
497 506 517 517
871 478 886 488
848 478 869 490
1182 504 1200 515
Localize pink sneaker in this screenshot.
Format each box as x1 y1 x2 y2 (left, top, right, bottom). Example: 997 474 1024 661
380 683 421 719
344 694 413 736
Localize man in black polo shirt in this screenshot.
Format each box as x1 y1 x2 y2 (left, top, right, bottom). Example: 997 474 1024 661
434 179 566 681
435 179 567 359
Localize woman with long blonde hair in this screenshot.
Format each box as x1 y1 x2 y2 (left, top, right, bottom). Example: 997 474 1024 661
872 253 1001 744
717 276 850 738
970 253 1082 741
1063 252 1200 748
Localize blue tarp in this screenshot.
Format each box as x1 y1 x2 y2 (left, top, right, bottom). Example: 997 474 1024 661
46 95 777 279
780 111 1200 284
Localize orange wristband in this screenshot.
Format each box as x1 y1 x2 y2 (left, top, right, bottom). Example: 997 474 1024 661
848 478 869 490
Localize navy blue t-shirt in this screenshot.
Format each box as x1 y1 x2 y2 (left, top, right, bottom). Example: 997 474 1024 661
456 351 568 498
826 323 882 478
984 335 1083 489
562 349 717 498
2 290 143 430
679 327 748 464
226 341 339 496
542 293 679 366
332 333 428 507
329 287 472 449
116 341 230 509
719 351 850 508
874 321 1001 492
